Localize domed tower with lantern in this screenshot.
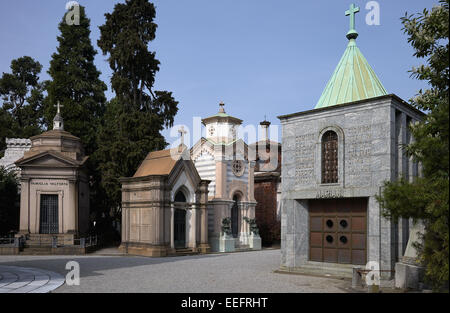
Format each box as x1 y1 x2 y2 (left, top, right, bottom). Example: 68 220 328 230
191 102 260 252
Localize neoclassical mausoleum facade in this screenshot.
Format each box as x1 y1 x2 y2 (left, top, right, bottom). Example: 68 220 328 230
15 105 90 240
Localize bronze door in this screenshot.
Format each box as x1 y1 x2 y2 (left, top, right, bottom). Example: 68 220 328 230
309 198 367 265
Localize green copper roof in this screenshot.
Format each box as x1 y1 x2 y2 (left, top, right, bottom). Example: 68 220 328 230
315 4 387 109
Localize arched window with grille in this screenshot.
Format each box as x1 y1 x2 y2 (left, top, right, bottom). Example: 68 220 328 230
322 131 338 183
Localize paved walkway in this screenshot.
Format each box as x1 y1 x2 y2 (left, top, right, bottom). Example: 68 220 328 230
0 265 64 293
0 250 351 293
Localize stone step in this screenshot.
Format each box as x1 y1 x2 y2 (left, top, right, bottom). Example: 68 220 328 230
19 247 53 255
290 262 355 278
235 245 251 252
174 248 200 256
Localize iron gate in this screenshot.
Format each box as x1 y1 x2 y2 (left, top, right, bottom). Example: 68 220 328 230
39 194 59 234
174 209 186 248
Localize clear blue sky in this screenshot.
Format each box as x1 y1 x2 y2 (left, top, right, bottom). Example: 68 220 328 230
0 0 435 145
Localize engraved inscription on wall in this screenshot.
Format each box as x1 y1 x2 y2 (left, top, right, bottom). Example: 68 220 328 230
295 134 315 186
345 125 375 186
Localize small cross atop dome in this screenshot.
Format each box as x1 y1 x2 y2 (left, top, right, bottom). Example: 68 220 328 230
345 3 360 40
218 101 225 113
53 101 64 131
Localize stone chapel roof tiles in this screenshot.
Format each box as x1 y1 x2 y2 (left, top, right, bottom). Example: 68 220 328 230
133 147 184 177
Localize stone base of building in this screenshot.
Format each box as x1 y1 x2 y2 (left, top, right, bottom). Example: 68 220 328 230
219 235 236 253
119 242 171 257
395 261 425 290
197 243 211 253
0 247 20 255
209 236 220 252
249 234 262 250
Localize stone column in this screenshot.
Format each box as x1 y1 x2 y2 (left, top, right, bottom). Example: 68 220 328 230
397 112 409 261
191 204 197 248
66 180 77 234
170 203 175 249
201 205 208 244
214 158 227 199
198 181 211 253
19 178 30 234
247 161 256 201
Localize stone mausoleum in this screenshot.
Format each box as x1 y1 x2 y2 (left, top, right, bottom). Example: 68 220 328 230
119 147 210 257
120 102 262 256
15 104 90 242
278 5 423 279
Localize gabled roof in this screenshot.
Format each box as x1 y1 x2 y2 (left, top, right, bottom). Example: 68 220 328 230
190 137 250 161
133 146 189 177
15 150 88 167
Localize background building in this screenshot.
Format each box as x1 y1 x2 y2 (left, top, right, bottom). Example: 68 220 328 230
252 120 281 246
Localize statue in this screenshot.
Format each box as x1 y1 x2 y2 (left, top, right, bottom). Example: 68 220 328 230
243 217 259 236
221 217 232 236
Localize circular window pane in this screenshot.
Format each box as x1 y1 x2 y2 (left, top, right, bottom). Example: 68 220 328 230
326 235 334 243
340 236 348 244
326 220 334 228
340 220 348 228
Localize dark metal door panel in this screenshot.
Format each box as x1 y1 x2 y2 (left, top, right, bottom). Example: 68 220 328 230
174 209 186 248
231 203 239 238
39 194 58 234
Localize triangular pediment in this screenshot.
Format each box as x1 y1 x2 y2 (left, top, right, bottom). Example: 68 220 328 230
15 151 80 167
191 137 251 161
168 158 202 190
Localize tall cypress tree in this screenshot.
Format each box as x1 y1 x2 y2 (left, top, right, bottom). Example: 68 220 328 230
96 0 178 215
45 5 107 155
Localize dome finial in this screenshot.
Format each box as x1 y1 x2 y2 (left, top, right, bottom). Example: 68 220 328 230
219 101 225 113
345 3 360 40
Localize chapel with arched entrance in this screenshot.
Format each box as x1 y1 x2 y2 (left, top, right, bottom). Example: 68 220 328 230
119 147 210 257
190 102 259 252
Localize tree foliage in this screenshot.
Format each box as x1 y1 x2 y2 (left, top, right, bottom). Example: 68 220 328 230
376 0 449 291
42 5 108 235
45 5 107 156
0 167 19 236
0 56 44 153
96 0 178 215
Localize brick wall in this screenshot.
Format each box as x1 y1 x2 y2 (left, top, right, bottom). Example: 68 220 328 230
254 179 280 245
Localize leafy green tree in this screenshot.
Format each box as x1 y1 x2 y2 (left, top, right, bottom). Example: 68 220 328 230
96 0 178 217
0 167 19 236
0 56 44 153
45 5 107 156
376 0 449 291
